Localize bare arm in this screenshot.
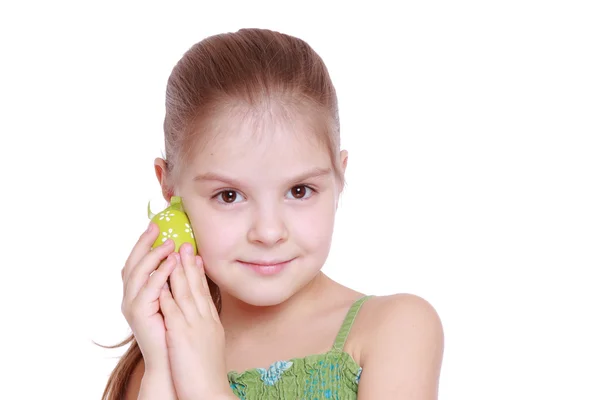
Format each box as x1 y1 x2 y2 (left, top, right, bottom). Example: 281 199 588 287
124 359 177 400
357 294 445 399
124 359 239 400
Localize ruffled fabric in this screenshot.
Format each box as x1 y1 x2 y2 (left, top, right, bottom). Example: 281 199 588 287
227 350 362 399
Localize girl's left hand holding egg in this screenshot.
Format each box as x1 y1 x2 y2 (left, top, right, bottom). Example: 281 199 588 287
159 242 233 400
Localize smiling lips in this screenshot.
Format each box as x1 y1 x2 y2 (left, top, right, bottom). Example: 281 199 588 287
238 258 295 276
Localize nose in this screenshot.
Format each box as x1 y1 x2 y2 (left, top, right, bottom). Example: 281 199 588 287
247 203 288 246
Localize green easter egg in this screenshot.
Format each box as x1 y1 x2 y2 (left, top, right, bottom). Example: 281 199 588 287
147 196 197 254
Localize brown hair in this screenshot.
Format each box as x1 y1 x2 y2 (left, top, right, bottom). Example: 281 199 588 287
97 27 345 399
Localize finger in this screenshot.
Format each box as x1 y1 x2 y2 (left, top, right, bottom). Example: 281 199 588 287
122 222 159 284
169 253 201 325
196 256 221 322
135 253 177 306
123 238 175 301
179 243 212 318
194 255 210 294
124 252 174 311
159 282 182 331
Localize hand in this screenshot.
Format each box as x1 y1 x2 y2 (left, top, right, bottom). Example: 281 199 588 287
120 222 178 376
159 242 231 400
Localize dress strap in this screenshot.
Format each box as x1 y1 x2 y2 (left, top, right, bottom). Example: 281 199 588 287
331 295 373 353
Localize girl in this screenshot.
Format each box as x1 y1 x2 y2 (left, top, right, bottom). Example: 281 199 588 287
101 28 444 400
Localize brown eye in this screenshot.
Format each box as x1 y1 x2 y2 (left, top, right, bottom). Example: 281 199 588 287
220 190 238 203
288 185 314 200
291 186 306 199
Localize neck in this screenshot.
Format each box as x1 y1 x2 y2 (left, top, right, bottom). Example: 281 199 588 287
219 271 333 338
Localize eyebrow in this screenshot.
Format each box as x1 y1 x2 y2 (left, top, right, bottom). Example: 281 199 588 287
192 167 333 187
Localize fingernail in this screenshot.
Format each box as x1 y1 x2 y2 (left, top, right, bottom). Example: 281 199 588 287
183 243 193 255
146 222 153 233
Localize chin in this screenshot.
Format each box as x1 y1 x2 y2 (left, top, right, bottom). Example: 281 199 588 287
224 280 303 307
210 259 323 308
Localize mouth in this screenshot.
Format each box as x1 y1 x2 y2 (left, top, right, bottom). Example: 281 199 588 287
237 258 296 276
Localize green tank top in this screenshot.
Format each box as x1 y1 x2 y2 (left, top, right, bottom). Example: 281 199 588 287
227 295 372 399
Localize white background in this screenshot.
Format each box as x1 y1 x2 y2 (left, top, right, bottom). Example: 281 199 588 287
1 1 598 399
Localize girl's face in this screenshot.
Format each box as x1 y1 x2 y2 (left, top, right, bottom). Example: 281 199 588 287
174 112 347 307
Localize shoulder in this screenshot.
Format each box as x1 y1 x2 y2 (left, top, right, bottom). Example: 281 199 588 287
358 293 444 354
364 293 443 334
354 294 444 399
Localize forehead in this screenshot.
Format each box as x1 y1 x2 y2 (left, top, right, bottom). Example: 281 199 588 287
187 107 332 179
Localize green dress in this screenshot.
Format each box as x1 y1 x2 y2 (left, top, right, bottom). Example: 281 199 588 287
227 295 372 399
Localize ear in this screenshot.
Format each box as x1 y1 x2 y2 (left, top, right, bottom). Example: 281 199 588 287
340 149 348 175
154 157 173 202
335 150 349 209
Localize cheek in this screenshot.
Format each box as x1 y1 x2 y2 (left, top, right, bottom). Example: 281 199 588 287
293 202 336 250
190 214 240 260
